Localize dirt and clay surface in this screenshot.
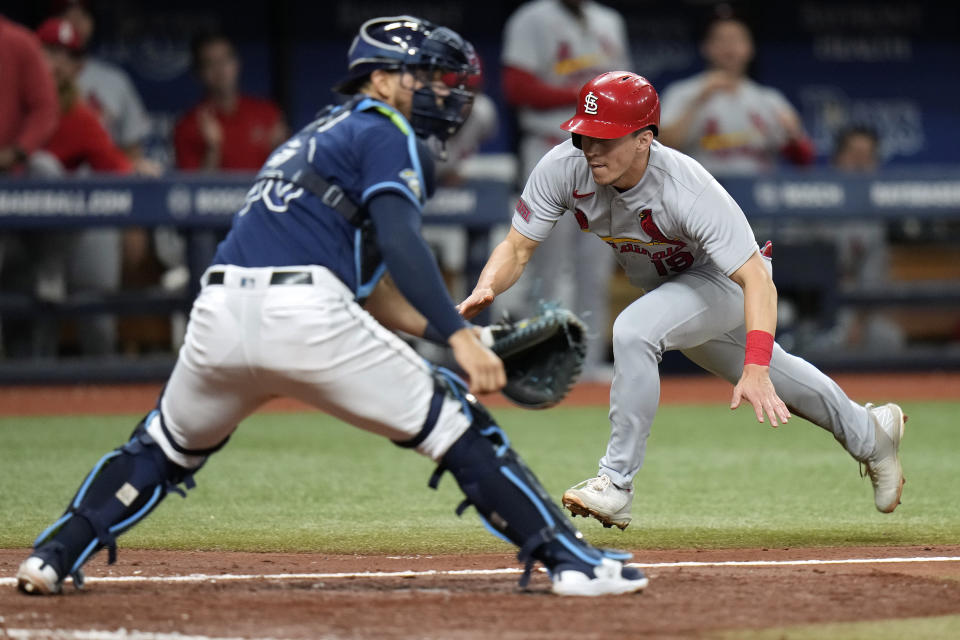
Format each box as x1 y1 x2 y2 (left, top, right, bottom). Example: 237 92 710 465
3 546 960 639
3 374 959 638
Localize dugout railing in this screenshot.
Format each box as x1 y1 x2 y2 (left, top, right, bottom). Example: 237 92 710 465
1 168 959 382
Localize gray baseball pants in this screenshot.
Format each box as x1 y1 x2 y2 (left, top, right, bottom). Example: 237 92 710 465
599 263 875 488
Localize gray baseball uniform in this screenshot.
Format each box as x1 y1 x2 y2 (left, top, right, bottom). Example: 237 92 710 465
659 72 800 176
502 0 631 374
503 0 630 171
513 139 875 487
76 58 152 149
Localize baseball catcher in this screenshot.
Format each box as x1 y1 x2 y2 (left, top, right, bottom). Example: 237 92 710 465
16 16 647 598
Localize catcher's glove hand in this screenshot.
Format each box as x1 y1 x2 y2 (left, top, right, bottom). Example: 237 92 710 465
480 303 588 409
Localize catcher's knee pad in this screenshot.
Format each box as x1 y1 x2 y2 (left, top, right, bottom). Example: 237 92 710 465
33 411 197 583
392 366 472 460
430 392 629 586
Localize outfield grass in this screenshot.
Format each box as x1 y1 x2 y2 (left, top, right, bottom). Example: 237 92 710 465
1 401 958 553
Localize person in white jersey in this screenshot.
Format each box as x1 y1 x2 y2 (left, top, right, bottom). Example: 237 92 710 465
501 0 631 376
658 13 814 176
459 71 906 530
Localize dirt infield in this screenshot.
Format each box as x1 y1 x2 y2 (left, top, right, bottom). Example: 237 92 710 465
3 546 960 639
1 371 957 416
3 375 958 637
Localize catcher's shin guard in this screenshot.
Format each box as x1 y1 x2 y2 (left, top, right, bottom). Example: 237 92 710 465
430 389 629 587
30 411 197 588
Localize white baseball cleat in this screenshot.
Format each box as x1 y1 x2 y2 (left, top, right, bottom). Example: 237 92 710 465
551 557 648 596
16 555 64 595
562 474 633 530
863 403 907 513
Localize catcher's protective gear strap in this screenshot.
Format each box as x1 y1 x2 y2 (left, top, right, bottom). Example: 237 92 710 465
156 394 231 457
253 96 365 225
392 376 445 449
431 399 607 587
33 418 196 584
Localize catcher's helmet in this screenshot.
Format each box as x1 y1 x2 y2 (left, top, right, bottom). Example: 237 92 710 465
561 71 660 143
336 15 480 141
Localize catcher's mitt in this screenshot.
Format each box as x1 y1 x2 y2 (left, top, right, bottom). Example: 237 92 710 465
481 303 588 409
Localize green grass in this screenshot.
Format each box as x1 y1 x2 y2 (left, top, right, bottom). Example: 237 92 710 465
1 401 958 553
711 614 960 640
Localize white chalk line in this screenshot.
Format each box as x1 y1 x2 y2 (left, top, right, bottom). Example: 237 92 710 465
2 555 959 588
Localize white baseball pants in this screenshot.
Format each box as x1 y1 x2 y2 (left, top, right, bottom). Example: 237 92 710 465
146 265 471 469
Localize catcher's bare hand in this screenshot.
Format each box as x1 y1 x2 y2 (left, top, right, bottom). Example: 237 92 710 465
730 364 791 427
448 327 506 394
457 287 495 320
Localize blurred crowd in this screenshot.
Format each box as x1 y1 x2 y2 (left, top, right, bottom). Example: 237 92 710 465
0 0 943 364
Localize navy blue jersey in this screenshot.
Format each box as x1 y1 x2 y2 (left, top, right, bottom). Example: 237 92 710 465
213 97 430 297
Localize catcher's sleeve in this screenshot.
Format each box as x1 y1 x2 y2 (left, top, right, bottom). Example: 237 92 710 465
368 192 466 341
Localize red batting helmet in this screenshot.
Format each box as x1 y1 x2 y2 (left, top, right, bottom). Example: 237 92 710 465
560 71 660 141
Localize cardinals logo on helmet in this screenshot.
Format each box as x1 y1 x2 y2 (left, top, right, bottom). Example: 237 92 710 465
584 91 599 115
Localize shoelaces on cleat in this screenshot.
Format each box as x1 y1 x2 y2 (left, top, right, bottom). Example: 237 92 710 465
587 474 611 492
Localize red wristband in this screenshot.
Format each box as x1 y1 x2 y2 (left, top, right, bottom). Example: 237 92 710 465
744 330 774 367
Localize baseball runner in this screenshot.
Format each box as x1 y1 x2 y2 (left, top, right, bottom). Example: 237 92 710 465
459 71 906 530
501 0 631 377
16 17 647 597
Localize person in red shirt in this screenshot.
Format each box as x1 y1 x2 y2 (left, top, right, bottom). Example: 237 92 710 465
35 17 131 173
174 32 287 170
6 17 133 358
0 14 58 173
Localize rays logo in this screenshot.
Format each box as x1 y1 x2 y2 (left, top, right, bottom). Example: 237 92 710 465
399 169 422 200
584 91 599 115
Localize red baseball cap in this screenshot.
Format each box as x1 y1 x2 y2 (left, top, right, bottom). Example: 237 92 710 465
36 17 84 53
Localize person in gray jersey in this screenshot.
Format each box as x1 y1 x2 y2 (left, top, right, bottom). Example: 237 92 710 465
658 13 815 176
501 0 631 378
459 71 906 530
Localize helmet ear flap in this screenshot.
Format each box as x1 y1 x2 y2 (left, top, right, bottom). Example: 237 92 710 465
571 133 583 150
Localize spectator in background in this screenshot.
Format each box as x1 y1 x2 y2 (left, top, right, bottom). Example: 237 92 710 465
56 0 160 175
833 125 880 173
827 125 903 352
828 125 885 287
174 32 287 171
35 17 131 174
659 11 814 175
2 17 132 358
0 13 58 174
501 0 630 379
0 13 58 359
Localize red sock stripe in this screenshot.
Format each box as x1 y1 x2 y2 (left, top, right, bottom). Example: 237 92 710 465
744 330 774 367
